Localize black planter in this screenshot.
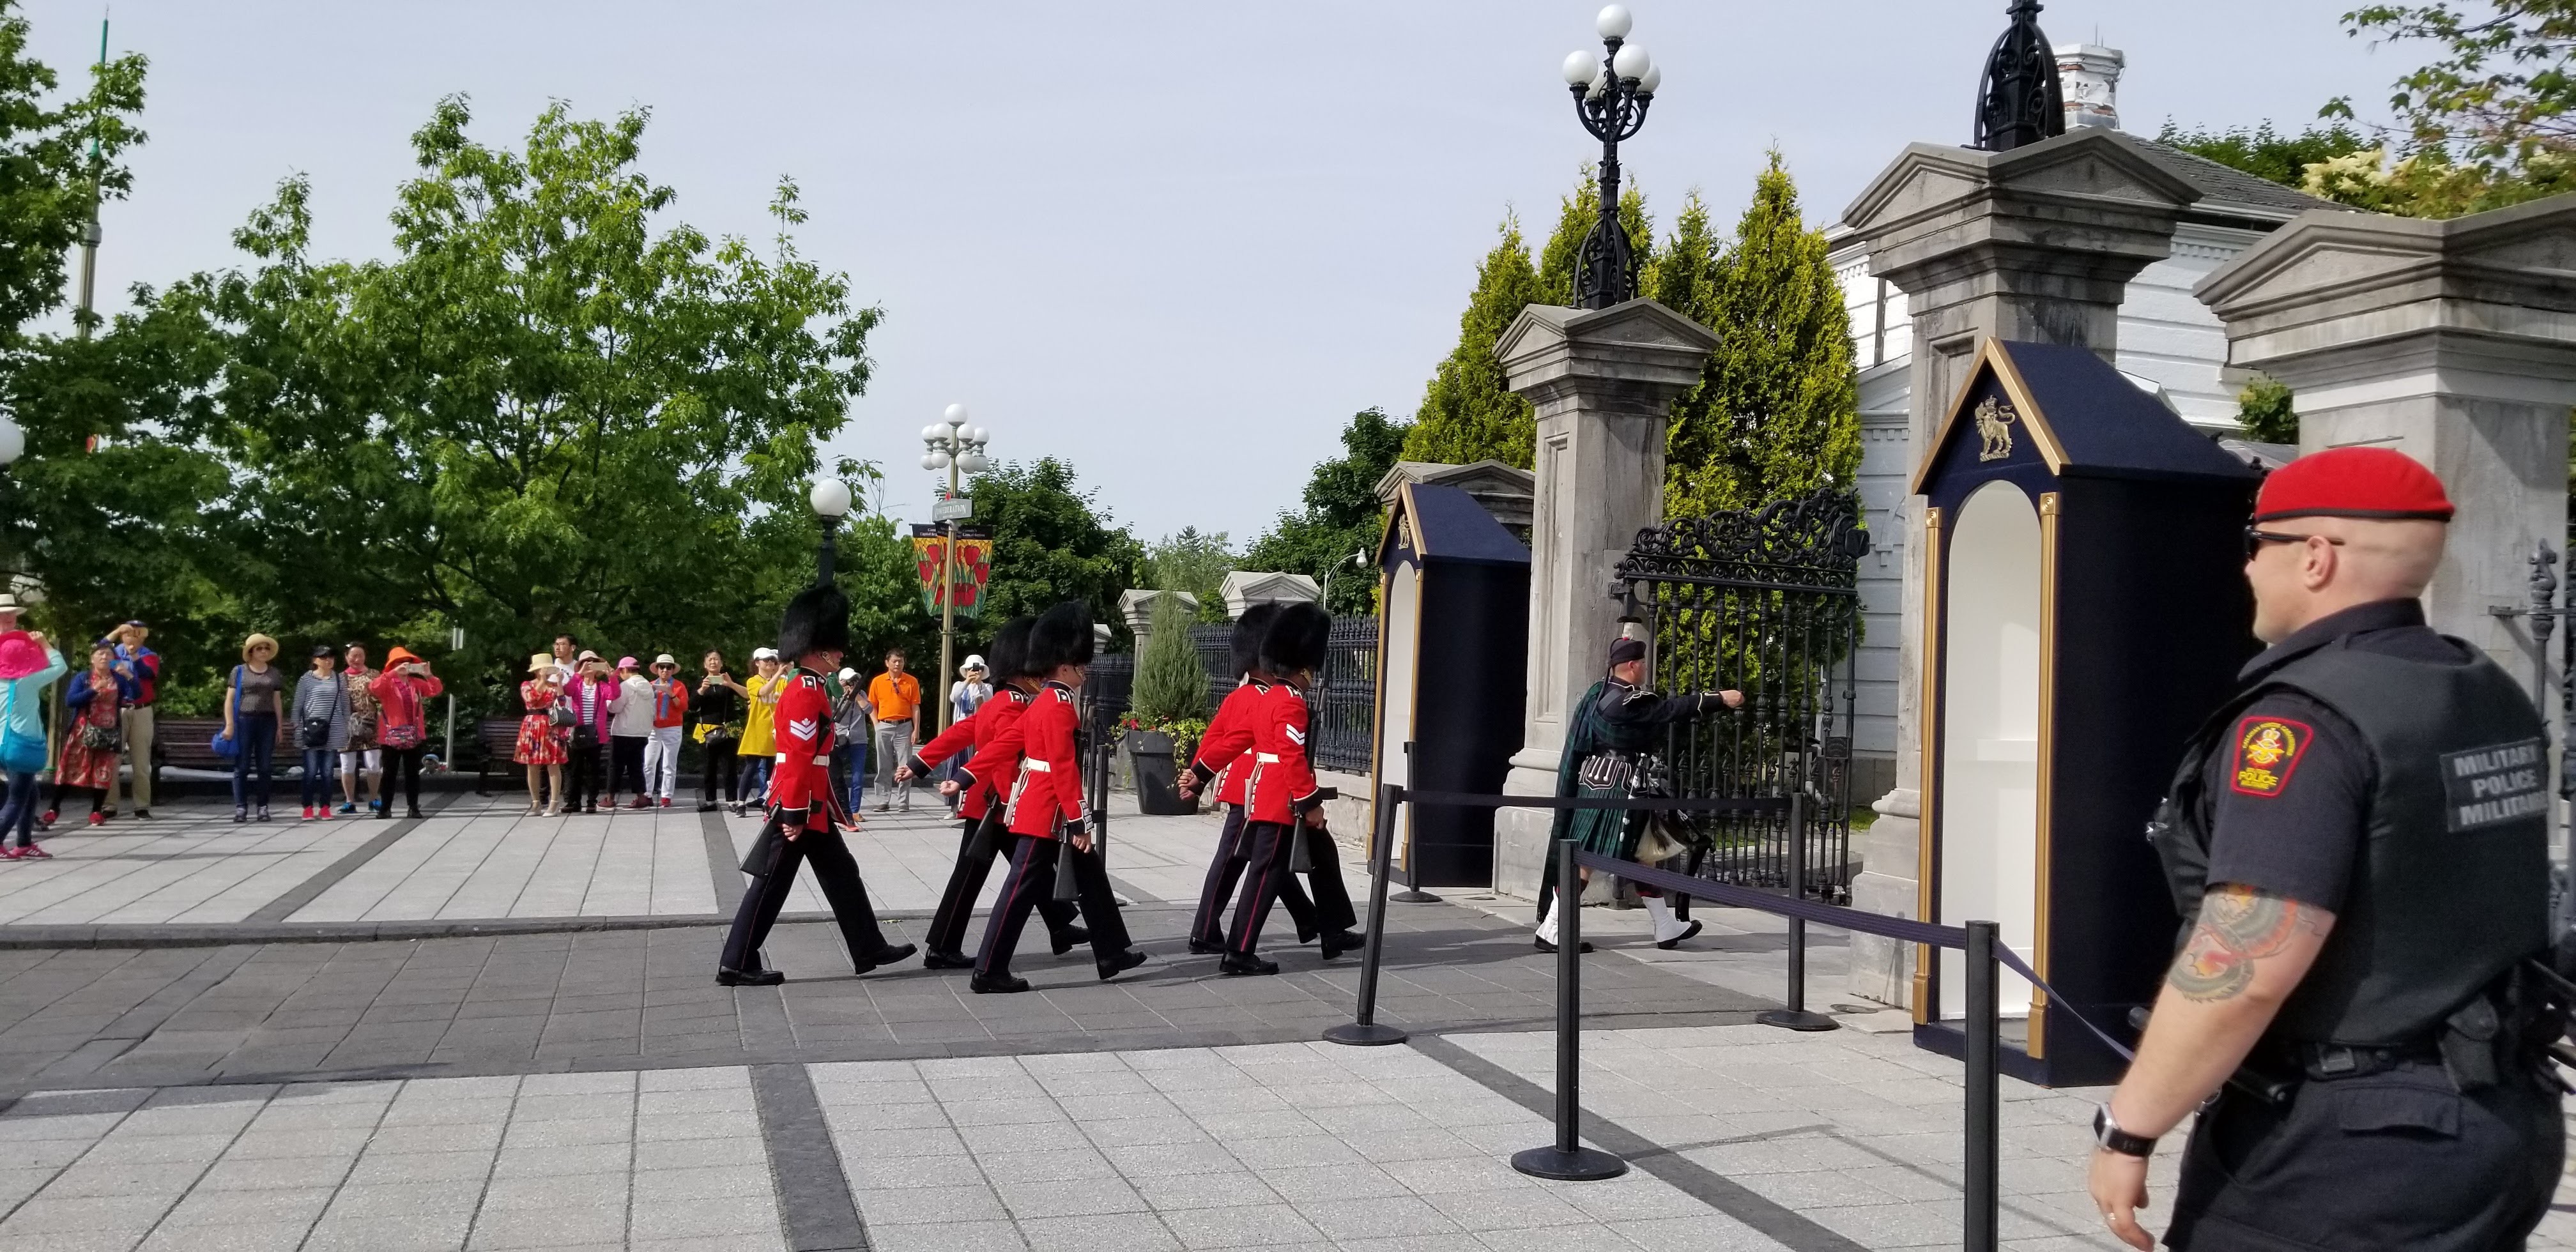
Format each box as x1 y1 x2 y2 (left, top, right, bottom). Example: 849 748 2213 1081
1126 729 1197 816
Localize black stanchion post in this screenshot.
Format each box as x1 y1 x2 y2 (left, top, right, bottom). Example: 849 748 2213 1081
1511 838 1626 1182
1964 919 2001 1252
1324 782 1409 1047
1756 793 1836 1032
1392 742 1438 903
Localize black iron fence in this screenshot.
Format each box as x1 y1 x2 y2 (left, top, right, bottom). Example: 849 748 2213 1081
1613 490 1868 900
1089 615 1378 776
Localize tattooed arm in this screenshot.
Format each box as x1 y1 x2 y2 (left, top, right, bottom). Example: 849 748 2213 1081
2090 883 2335 1249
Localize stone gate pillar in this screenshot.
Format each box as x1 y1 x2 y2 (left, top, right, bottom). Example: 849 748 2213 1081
2196 199 2576 691
1837 128 2198 1002
1491 300 1717 900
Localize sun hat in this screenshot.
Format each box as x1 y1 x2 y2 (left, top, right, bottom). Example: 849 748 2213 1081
617 655 638 669
837 668 858 683
528 652 558 675
383 646 422 668
0 631 44 680
961 654 986 674
753 646 779 660
652 653 675 667
577 649 601 662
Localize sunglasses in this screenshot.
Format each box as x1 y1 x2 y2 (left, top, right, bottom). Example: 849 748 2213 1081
2243 526 2348 560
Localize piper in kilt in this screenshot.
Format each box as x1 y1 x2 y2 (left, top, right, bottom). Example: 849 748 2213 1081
1535 634 1742 952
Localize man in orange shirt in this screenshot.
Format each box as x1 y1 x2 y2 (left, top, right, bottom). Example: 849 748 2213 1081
867 650 921 812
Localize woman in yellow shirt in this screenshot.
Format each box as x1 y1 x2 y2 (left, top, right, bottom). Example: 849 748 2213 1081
733 648 785 814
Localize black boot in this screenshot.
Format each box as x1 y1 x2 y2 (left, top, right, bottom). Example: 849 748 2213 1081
1096 950 1148 982
1218 952 1279 977
1319 929 1366 959
923 950 976 970
1187 937 1225 955
717 966 784 987
970 970 1031 995
1049 925 1091 956
1533 936 1594 954
854 942 918 974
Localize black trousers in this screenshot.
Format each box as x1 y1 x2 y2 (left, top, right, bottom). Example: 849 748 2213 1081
2165 1060 2561 1251
567 727 603 810
719 813 891 973
1192 804 1324 946
974 832 1129 978
701 739 739 806
1227 819 1307 956
383 746 425 813
609 735 647 799
926 814 1078 958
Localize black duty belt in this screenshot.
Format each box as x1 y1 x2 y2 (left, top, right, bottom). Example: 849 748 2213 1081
2256 1038 2442 1083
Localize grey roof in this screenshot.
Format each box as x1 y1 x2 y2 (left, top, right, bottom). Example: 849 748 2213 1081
2129 137 2343 220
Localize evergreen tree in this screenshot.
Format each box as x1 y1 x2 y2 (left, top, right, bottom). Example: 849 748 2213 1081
1644 188 1724 488
1399 216 1540 468
2238 374 2298 444
1664 152 1859 516
1129 592 1209 726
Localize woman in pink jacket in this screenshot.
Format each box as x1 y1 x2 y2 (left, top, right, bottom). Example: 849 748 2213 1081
367 646 443 820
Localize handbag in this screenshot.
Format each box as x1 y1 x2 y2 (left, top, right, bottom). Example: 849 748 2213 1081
547 703 576 729
210 667 244 760
380 721 423 751
80 722 123 752
299 717 332 750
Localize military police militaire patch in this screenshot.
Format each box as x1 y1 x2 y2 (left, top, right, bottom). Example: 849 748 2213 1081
2230 716 2309 797
2442 738 2548 832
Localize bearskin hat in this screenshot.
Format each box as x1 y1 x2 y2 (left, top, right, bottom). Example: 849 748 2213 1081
776 581 850 660
1028 600 1096 673
1230 602 1282 679
1259 602 1332 677
986 616 1037 682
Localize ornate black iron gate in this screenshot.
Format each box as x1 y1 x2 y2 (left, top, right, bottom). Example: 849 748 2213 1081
1612 490 1869 900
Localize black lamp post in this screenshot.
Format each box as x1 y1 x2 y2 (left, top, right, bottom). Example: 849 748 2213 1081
1560 4 1661 310
809 477 852 583
1972 0 2064 153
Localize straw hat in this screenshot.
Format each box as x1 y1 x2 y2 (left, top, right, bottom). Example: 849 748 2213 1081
528 652 559 675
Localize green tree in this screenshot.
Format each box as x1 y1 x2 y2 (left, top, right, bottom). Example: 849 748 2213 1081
2154 120 2373 186
0 1 148 341
1664 153 1859 517
1141 527 1232 623
965 456 1144 640
2239 375 2300 444
2336 1 2576 172
1244 407 1411 615
1128 592 1209 724
142 98 889 713
1400 215 1541 468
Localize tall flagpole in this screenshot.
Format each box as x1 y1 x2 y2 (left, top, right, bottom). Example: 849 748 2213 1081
73 15 106 340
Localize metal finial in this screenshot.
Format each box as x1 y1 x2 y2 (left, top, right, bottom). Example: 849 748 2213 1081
1973 0 2064 152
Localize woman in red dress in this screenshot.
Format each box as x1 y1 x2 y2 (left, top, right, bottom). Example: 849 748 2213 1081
516 655 570 816
48 644 133 830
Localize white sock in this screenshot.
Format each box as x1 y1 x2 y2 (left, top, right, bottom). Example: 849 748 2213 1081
1643 896 1686 943
1537 899 1560 945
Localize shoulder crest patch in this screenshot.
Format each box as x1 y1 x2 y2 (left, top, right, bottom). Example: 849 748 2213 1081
2228 716 2312 797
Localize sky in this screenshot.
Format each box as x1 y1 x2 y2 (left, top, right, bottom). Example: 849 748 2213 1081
20 1 2401 548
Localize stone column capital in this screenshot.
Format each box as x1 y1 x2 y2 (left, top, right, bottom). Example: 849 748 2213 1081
1496 298 1717 415
1841 128 2202 307
1116 588 1197 639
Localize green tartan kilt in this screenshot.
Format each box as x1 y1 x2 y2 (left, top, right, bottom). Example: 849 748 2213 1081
1567 780 1643 859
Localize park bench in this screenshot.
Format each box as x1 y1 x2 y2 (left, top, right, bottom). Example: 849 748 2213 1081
148 716 291 793
473 717 523 793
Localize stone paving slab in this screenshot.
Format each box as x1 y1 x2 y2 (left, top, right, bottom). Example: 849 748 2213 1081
0 897 1768 1096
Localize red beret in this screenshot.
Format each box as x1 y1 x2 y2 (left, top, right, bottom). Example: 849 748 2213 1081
2252 447 2453 524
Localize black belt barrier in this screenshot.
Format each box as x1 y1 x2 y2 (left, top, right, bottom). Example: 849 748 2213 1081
1321 775 2094 1252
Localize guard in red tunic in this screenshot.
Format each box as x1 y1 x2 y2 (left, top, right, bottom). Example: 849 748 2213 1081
1181 604 1355 957
716 583 917 986
959 601 1147 993
898 616 1084 967
1220 602 1334 975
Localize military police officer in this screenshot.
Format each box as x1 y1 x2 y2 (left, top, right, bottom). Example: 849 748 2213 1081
2090 448 2564 1249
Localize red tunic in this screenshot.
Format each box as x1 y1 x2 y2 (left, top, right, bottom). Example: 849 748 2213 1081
766 668 836 817
960 681 1085 838
1244 680 1319 825
1188 680 1268 806
911 686 1031 820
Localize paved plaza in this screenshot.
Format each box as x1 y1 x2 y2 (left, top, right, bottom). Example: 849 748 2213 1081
0 787 2557 1251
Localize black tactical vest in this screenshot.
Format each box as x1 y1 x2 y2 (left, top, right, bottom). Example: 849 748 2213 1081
2154 637 2549 1046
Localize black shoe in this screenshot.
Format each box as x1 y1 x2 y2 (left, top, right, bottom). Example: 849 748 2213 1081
854 943 917 975
717 966 785 987
1655 920 1705 950
1186 938 1225 956
1049 926 1091 956
1218 952 1279 977
1297 927 1317 945
1533 936 1594 954
923 950 976 970
406 808 426 820
1319 929 1366 959
1096 950 1148 982
697 802 717 812
132 809 150 820
969 971 1031 995
373 807 390 820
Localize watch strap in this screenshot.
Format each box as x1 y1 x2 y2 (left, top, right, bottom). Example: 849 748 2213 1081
2093 1104 2156 1157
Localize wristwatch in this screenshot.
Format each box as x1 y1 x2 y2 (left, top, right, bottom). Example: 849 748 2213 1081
2093 1104 2157 1157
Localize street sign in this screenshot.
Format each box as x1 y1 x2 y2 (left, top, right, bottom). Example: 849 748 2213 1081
933 496 974 523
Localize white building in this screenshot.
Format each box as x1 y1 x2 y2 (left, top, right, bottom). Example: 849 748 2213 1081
1830 43 2334 797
